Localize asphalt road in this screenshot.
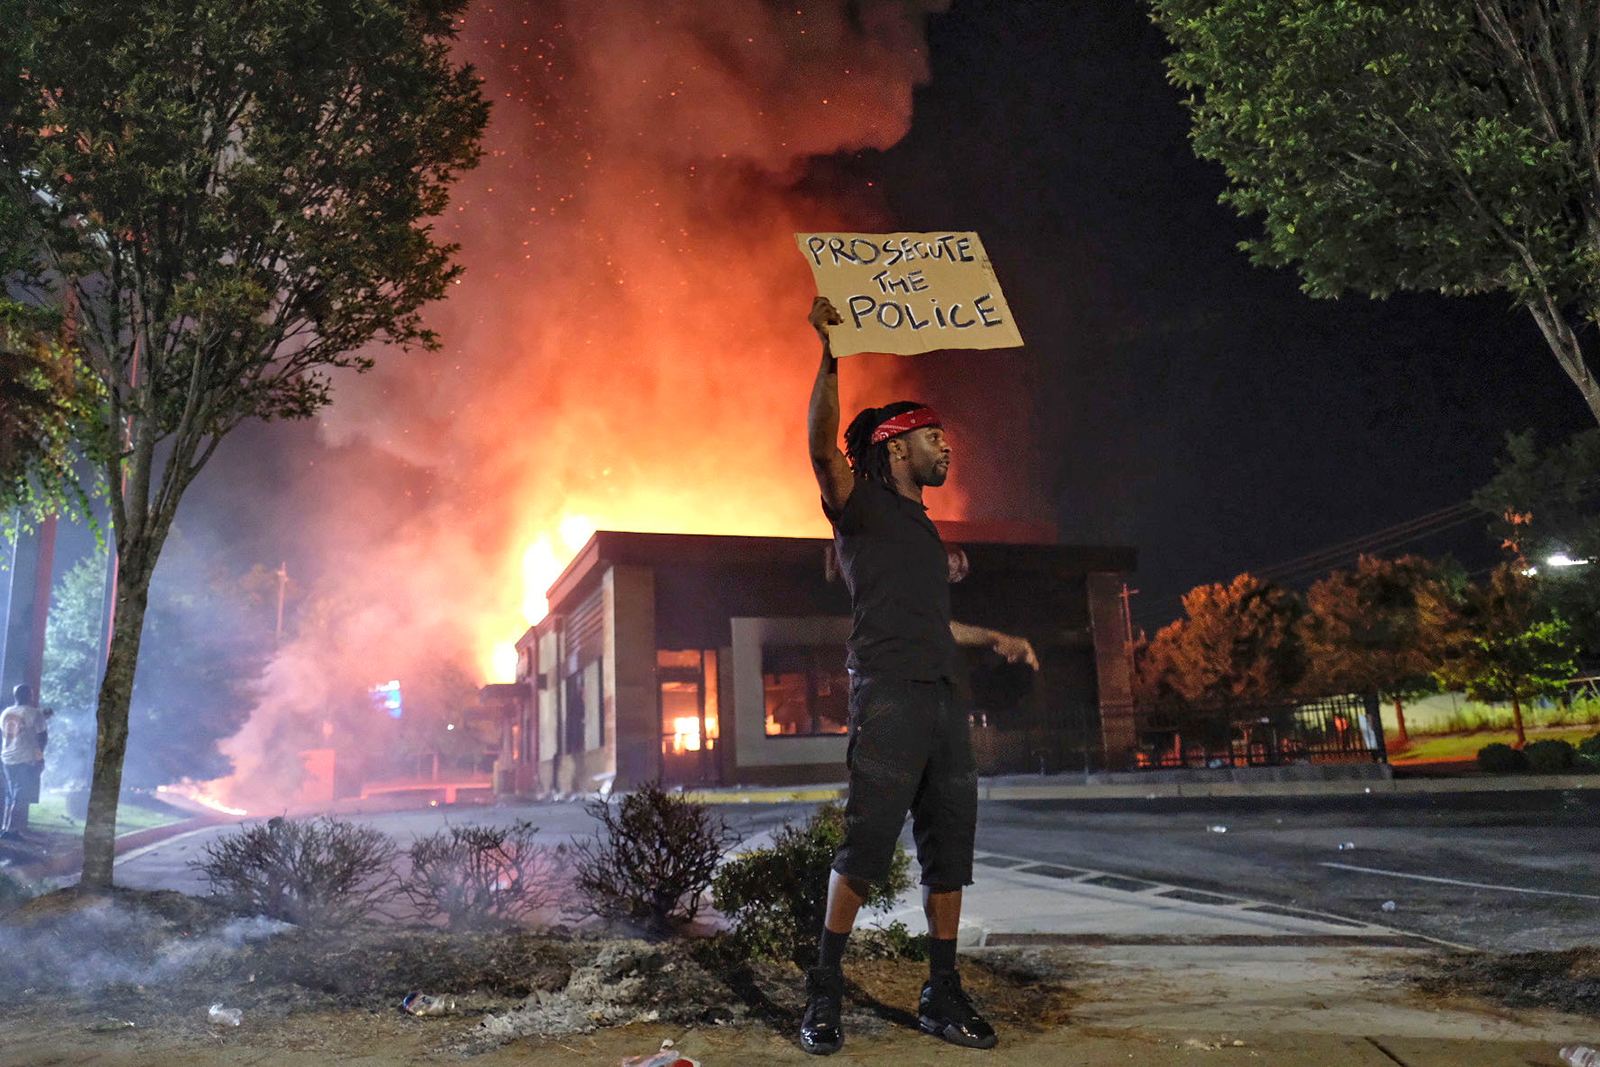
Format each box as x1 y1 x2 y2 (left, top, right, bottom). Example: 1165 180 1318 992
977 791 1600 953
115 791 1600 953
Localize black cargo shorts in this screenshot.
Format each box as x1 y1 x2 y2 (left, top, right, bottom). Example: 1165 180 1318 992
831 675 978 891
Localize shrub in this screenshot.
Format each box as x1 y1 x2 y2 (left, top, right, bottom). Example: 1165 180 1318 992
1524 738 1576 774
399 819 570 930
1577 732 1600 768
193 816 397 926
854 918 929 962
1475 742 1528 774
711 802 913 964
569 781 736 934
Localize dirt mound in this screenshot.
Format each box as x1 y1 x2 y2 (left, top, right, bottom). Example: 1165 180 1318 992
1410 946 1600 1017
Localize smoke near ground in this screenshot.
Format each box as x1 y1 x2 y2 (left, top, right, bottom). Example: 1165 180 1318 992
214 1 966 809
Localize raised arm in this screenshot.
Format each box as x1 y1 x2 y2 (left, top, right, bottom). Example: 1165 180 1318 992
951 621 1041 670
807 296 854 513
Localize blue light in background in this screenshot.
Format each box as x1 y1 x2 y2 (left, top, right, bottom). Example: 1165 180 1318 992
370 679 402 719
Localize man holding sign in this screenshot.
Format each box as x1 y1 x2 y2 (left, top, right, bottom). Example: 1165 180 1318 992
799 293 1037 1056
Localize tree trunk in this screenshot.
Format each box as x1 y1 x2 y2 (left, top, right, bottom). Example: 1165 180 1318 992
79 552 153 889
1510 695 1527 749
1393 696 1409 746
1527 305 1600 425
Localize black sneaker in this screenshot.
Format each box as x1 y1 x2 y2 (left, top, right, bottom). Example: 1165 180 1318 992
919 971 998 1049
800 967 844 1055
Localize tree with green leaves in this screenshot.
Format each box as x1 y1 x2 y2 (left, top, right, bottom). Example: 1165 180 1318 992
1474 428 1600 660
1149 0 1600 423
1 0 488 886
1135 573 1307 710
1436 564 1581 747
1301 554 1460 745
1 298 101 515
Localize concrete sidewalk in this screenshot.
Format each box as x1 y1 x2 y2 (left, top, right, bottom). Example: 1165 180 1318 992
503 1025 1591 1067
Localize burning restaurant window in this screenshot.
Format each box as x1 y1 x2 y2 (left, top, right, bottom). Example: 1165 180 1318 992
762 647 848 737
658 650 719 782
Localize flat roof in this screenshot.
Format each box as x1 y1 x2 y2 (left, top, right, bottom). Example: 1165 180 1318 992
544 529 1136 618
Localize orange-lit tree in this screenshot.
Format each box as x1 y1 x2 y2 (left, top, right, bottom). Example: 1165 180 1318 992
1435 564 1581 748
0 0 488 887
1135 574 1306 711
1300 555 1460 746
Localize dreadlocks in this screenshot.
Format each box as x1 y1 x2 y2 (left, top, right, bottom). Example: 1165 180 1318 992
843 401 926 490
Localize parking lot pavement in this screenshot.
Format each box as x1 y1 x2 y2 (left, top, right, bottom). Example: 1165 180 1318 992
865 847 1424 949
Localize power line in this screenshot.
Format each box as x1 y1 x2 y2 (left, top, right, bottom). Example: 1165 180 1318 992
1131 471 1600 631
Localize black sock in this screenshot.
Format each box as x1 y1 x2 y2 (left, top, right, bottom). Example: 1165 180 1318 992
817 928 849 973
929 937 958 976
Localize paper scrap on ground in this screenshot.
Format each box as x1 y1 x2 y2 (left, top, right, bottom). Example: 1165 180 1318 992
795 231 1024 357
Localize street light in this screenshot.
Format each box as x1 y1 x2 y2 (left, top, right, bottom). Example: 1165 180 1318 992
1546 552 1590 568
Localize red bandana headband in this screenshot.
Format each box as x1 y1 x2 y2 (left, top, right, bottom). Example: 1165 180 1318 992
869 406 942 444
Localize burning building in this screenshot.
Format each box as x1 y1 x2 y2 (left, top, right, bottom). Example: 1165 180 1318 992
487 526 1136 793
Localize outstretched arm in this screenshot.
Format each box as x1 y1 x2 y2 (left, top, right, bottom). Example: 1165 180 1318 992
807 296 854 513
951 622 1041 670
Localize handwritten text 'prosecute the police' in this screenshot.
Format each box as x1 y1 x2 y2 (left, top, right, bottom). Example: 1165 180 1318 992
803 235 1007 334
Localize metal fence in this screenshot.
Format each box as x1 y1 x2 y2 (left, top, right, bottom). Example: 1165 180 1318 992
1131 693 1387 769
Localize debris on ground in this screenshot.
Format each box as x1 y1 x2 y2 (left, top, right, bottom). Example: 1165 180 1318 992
401 992 458 1016
1560 1045 1600 1066
1381 900 1396 912
207 1003 243 1026
620 1040 699 1067
83 1018 135 1033
461 940 735 1053
1408 947 1600 1018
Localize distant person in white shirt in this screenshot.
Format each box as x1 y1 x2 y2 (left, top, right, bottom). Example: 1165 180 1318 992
1 684 50 839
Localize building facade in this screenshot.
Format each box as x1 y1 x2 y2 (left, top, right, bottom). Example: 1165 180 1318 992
494 529 1137 794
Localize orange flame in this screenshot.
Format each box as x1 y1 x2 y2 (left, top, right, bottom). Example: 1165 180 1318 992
157 782 249 817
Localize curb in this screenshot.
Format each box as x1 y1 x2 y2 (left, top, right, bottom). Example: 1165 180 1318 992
16 814 227 881
680 773 1598 804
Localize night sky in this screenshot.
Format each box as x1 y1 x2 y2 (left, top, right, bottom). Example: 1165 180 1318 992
864 0 1593 628
170 0 1594 642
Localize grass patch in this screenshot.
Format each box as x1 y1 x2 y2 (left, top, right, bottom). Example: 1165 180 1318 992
26 793 186 835
1390 726 1599 764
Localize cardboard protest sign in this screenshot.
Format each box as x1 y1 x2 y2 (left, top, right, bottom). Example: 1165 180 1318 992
794 231 1024 357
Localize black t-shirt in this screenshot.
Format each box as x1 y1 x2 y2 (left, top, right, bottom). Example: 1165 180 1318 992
824 479 963 682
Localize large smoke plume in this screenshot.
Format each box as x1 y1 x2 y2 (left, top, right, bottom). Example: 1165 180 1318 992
218 0 972 807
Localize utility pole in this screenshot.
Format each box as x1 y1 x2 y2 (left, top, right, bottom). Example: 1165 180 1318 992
1118 582 1139 646
274 562 288 645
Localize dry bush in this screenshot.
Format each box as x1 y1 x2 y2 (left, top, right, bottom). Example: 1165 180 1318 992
569 781 735 934
399 820 570 930
192 816 397 926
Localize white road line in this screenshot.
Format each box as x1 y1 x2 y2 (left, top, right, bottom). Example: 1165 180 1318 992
1319 862 1600 901
114 825 222 867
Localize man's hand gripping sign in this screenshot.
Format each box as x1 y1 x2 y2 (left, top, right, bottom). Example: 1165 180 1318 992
794 231 1024 357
